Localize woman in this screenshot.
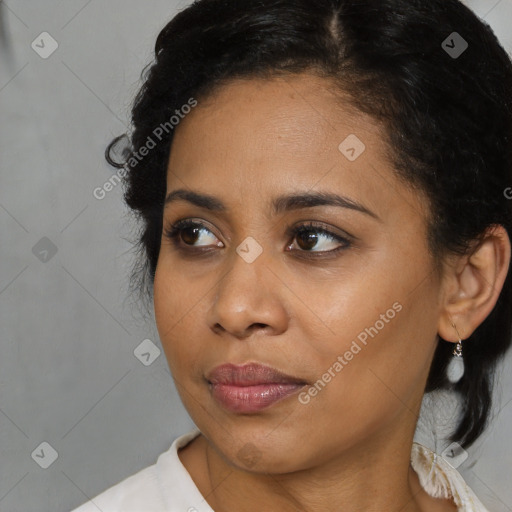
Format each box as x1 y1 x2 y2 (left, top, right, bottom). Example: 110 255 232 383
72 0 512 510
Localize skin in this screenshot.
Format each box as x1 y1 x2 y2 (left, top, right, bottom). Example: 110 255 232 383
152 74 511 512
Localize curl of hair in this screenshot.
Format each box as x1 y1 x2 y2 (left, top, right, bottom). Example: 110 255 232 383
106 0 512 448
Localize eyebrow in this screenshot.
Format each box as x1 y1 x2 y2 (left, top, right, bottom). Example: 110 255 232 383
164 189 380 221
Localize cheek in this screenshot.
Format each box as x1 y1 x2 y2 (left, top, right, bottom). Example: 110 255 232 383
153 256 201 329
323 289 436 405
292 308 432 456
153 259 219 386
153 262 195 372
153 264 174 339
294 254 439 423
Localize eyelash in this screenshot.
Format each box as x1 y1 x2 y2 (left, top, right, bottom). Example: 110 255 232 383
163 219 352 257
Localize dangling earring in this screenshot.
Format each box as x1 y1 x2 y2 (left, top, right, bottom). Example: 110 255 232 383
446 322 464 384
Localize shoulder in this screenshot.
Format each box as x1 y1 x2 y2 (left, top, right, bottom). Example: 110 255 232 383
70 463 164 512
71 428 203 512
411 442 489 512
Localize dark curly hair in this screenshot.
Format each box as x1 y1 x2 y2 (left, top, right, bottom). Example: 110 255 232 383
106 0 512 448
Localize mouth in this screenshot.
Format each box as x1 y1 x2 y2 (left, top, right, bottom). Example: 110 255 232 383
206 362 308 413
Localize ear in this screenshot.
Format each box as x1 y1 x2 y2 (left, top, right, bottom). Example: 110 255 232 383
438 224 511 343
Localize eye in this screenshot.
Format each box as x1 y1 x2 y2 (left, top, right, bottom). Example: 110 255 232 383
285 221 351 254
163 219 352 255
164 219 223 249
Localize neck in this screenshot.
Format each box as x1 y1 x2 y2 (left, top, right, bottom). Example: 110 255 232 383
193 416 426 512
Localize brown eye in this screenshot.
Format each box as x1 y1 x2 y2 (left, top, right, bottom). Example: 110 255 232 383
180 225 201 245
296 230 319 251
287 223 351 254
164 220 223 248
164 219 351 257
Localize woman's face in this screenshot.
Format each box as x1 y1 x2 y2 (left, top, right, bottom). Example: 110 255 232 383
153 74 444 472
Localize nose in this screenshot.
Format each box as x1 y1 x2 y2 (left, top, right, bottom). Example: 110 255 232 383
206 247 289 340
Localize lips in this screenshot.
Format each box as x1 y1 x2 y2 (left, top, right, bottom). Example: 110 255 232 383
206 363 307 413
206 362 307 386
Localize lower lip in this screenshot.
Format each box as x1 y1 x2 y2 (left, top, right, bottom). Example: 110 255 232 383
209 382 306 413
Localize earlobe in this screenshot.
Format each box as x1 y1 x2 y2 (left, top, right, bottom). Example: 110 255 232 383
437 224 511 343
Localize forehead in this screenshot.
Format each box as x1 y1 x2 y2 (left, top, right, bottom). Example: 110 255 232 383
174 74 376 153
169 75 382 177
165 74 429 229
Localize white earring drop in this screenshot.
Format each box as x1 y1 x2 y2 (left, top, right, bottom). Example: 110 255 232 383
446 324 464 384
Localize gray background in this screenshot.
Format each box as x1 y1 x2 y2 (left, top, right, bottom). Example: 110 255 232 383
0 1 511 511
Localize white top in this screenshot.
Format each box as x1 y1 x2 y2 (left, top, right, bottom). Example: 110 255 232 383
71 428 489 512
